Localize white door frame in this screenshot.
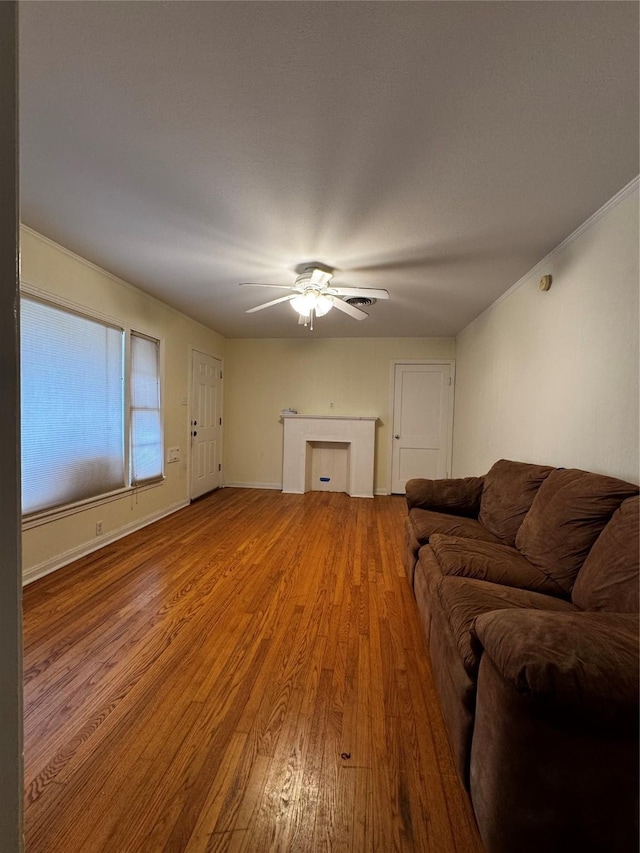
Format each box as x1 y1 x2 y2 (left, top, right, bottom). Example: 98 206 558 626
188 346 224 499
387 359 456 494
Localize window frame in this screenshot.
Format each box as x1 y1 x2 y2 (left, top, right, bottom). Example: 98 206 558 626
20 282 165 528
129 330 164 487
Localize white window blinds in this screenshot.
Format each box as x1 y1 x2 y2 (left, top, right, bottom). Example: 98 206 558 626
21 298 126 514
130 332 163 484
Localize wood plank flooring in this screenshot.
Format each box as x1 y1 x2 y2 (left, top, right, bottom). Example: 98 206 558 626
23 488 483 853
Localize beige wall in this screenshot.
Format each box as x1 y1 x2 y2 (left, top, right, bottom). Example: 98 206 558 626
21 228 226 582
452 184 639 483
223 337 455 493
25 179 638 581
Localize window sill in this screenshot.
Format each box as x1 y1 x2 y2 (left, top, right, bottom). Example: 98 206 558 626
22 478 165 530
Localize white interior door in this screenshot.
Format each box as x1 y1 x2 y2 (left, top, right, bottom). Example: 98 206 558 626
391 362 453 494
190 350 222 499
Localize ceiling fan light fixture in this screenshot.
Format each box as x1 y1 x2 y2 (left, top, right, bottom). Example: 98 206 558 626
314 293 334 317
290 292 314 317
290 291 334 318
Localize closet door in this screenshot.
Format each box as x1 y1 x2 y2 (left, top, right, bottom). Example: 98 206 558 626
391 362 453 493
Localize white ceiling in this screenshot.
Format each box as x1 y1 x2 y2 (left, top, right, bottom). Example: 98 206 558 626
19 1 639 339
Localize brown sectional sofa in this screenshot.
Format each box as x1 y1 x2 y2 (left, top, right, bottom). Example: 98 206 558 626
404 459 639 853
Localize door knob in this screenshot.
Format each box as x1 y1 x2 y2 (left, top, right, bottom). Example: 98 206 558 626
395 434 400 439
191 430 198 437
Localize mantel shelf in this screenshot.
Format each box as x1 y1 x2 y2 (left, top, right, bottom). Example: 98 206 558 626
281 414 378 421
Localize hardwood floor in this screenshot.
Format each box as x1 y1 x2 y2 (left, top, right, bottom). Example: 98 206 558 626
23 488 483 853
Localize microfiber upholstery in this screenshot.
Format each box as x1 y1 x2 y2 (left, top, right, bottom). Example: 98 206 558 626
470 656 640 853
434 576 577 678
405 475 484 515
515 468 639 595
407 508 501 545
478 459 554 546
572 496 640 613
407 459 640 852
404 475 493 585
472 609 640 731
429 534 566 597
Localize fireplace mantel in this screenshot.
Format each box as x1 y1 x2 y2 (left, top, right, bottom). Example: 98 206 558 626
282 414 377 421
282 414 377 498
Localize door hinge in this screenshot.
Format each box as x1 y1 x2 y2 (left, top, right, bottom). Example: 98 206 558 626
218 463 222 471
220 370 223 380
448 377 452 385
219 417 222 426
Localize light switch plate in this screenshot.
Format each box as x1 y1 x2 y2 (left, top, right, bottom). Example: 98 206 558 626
167 447 181 463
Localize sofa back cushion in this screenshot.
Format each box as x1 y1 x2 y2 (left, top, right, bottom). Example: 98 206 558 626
478 459 554 546
515 469 639 595
572 496 640 613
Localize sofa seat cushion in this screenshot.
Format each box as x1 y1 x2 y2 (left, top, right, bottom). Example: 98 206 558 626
435 576 578 679
407 507 501 546
572 496 640 613
515 468 639 596
473 609 640 730
429 534 566 597
478 459 554 546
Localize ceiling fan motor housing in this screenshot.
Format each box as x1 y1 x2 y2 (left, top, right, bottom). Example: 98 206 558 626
294 271 316 288
294 266 333 290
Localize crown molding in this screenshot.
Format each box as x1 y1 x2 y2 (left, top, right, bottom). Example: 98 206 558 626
459 175 640 336
19 224 225 340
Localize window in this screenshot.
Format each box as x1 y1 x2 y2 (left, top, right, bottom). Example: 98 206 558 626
21 295 163 516
130 333 162 484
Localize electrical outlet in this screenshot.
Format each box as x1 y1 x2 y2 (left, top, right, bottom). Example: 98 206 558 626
96 521 103 536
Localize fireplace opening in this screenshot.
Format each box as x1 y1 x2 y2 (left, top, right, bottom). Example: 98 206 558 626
305 441 350 493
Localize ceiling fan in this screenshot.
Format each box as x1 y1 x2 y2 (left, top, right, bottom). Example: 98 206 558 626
239 265 390 329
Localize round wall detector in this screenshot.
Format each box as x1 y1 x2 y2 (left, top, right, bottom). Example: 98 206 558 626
539 274 553 292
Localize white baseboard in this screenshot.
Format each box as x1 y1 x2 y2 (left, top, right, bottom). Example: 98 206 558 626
226 482 391 497
23 499 190 586
223 482 283 491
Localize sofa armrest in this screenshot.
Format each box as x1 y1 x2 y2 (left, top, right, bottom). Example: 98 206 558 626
472 609 639 730
405 475 484 515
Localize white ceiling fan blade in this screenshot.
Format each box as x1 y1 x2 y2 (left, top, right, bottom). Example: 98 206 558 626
332 298 368 321
330 286 390 299
310 269 333 286
246 294 295 314
239 282 293 290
